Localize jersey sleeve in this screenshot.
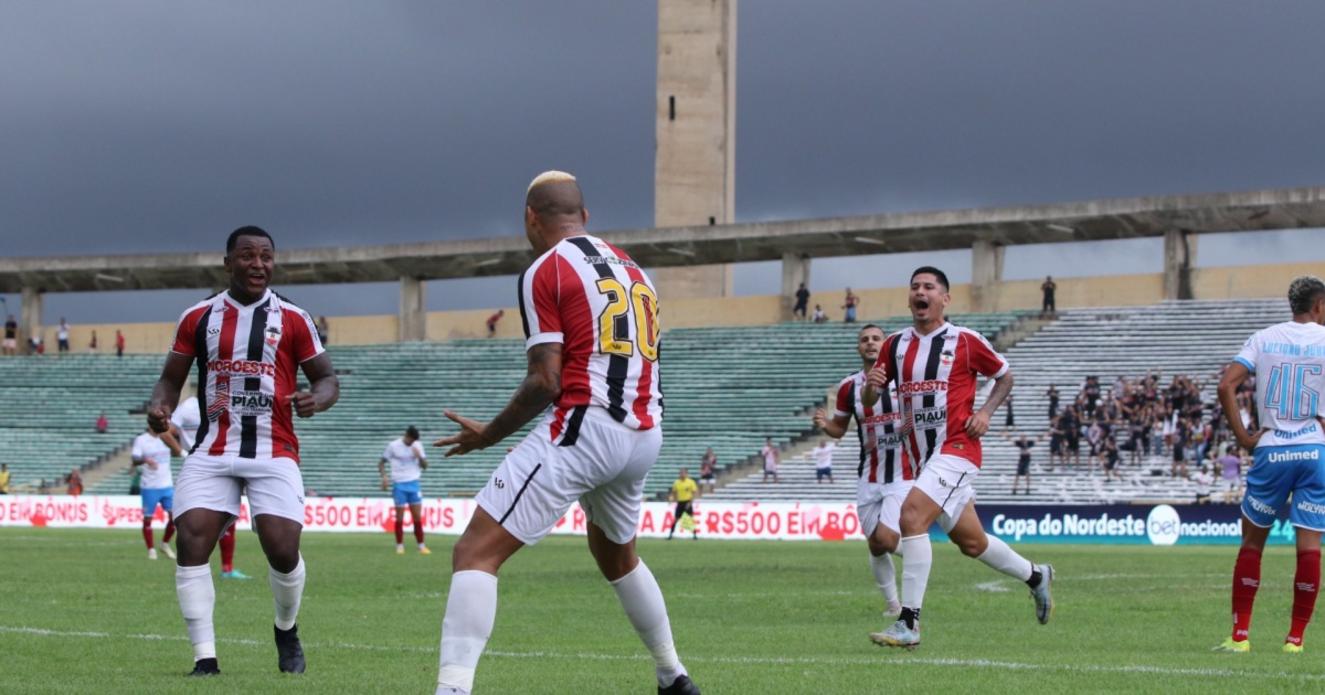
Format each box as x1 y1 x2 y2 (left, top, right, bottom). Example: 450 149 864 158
1233 333 1258 373
833 379 853 419
131 436 144 460
382 444 393 460
876 335 899 382
171 306 205 356
519 252 563 350
964 331 1010 379
286 309 326 363
414 443 427 461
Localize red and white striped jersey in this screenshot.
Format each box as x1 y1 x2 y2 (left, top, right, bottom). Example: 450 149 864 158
834 371 912 484
171 289 324 462
874 322 1009 469
519 234 662 440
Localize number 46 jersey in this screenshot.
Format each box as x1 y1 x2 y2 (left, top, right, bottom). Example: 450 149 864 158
519 234 662 438
1234 320 1325 449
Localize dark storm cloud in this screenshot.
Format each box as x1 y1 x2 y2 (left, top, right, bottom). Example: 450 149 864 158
2 1 1323 322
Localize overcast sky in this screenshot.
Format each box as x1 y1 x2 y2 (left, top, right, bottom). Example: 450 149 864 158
2 1 1323 323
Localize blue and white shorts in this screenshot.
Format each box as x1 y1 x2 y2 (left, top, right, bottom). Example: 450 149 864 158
392 480 422 506
141 487 174 515
1243 444 1325 531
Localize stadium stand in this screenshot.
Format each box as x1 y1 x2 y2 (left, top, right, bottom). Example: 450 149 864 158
707 298 1287 505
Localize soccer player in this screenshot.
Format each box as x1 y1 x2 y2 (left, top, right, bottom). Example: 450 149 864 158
667 468 699 541
864 266 1053 648
1215 275 1325 654
146 225 339 677
432 172 697 695
813 323 910 629
379 425 431 555
132 426 183 560
172 385 249 579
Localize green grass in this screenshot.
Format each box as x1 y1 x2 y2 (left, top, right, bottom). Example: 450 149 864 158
1 528 1321 693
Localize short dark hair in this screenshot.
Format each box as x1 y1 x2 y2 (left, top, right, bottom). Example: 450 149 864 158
911 266 949 291
1289 276 1325 315
405 425 420 439
226 225 275 255
858 323 883 336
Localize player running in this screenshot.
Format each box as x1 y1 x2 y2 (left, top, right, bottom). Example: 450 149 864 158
379 425 431 555
1215 275 1325 654
131 426 183 560
433 172 698 695
813 324 911 632
172 385 250 580
864 266 1053 649
147 225 339 677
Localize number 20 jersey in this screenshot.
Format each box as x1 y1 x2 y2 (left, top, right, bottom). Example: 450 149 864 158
519 234 662 438
1234 320 1325 449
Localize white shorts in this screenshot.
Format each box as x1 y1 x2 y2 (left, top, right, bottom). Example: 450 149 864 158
857 480 913 536
914 453 980 533
1 338 14 350
174 453 306 524
476 406 659 546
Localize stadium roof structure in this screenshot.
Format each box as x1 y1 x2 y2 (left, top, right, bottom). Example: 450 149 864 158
3 185 1324 293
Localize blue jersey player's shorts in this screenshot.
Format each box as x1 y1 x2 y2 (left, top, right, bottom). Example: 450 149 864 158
141 487 174 516
392 480 422 506
1242 444 1325 530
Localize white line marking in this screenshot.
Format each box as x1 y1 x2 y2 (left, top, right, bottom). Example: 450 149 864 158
974 581 1011 593
4 624 1323 682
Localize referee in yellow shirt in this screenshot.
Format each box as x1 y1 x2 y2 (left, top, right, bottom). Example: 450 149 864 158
667 468 699 540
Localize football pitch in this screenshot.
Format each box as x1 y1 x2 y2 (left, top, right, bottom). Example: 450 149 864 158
2 528 1321 694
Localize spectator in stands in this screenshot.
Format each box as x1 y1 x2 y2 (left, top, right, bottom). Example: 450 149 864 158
95 412 109 434
115 329 126 357
1007 432 1035 495
88 330 98 352
793 282 810 320
841 288 859 323
1046 415 1063 470
1217 444 1244 503
1127 413 1146 466
1005 394 1015 428
1086 419 1104 475
1060 406 1081 469
811 439 835 484
1040 275 1057 315
2 314 16 355
28 335 44 355
699 447 717 493
485 309 505 338
316 316 330 345
1045 384 1060 419
57 318 70 353
1192 465 1215 504
66 469 83 495
811 304 827 323
1171 418 1189 478
0 463 9 494
760 438 780 483
1102 436 1122 483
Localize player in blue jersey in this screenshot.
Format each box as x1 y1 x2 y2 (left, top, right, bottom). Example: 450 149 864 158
1215 276 1325 654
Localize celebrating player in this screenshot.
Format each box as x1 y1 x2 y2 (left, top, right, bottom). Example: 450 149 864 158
131 426 183 560
379 425 431 555
432 172 698 695
813 323 910 633
172 384 249 579
146 225 339 677
864 266 1053 649
1215 275 1325 653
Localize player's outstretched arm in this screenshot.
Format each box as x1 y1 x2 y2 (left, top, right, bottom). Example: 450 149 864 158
147 352 193 433
293 353 339 418
435 343 563 457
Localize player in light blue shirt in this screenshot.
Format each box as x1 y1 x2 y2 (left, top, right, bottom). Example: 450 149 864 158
1216 276 1325 654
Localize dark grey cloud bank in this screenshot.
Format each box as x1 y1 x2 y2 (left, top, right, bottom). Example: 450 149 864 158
2 1 1323 323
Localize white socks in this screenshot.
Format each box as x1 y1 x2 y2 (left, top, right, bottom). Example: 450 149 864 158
437 570 499 694
977 536 1034 581
176 564 216 661
610 561 687 688
869 553 899 604
900 534 932 610
269 556 306 631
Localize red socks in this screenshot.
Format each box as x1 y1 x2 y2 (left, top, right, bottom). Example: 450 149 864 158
413 519 425 545
162 518 176 544
394 519 405 545
1288 549 1321 646
219 525 236 573
141 520 154 550
1231 546 1262 641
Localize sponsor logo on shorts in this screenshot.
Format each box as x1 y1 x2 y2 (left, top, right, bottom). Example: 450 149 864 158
1297 500 1325 516
1245 495 1275 515
1268 448 1321 463
207 359 276 378
899 380 947 396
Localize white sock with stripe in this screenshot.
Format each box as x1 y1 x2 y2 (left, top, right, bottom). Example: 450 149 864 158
610 561 687 688
976 536 1034 581
437 570 498 694
870 552 899 604
176 564 216 661
900 534 932 610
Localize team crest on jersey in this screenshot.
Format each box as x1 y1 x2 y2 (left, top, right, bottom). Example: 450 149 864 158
265 325 281 347
940 349 955 366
